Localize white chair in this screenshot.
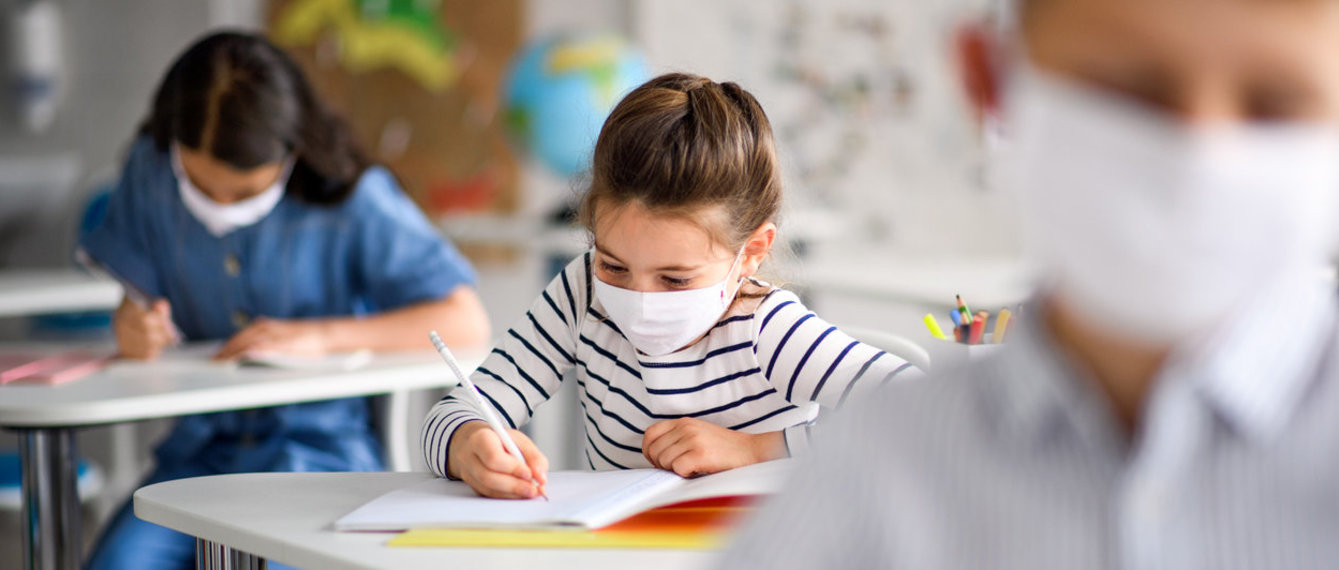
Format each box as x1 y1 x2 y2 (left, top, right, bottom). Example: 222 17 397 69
839 326 932 372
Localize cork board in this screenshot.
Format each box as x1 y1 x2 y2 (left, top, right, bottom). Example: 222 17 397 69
266 0 522 215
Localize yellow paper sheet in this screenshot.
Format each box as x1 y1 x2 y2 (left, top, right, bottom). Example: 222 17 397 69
387 505 751 550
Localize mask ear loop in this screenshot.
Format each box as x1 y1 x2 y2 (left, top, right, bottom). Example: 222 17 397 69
721 247 747 303
274 149 299 191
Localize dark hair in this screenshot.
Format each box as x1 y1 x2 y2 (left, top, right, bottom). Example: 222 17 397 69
578 73 782 252
140 31 370 204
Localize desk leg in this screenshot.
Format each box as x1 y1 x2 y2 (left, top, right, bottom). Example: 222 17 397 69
383 389 412 472
196 538 267 570
19 428 81 570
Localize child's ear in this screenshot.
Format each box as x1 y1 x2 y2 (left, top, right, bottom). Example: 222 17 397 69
955 21 1005 122
741 222 777 277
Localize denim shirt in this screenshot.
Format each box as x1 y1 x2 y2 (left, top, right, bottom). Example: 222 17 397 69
80 137 476 473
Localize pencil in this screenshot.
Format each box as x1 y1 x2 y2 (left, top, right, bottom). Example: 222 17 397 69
969 313 985 345
956 295 972 325
994 309 1012 344
429 331 548 501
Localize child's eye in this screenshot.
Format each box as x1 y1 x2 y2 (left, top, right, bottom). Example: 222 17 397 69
661 276 692 288
599 261 627 274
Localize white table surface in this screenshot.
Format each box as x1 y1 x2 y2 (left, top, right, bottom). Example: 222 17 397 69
0 268 122 319
0 345 486 428
798 251 1032 309
135 472 715 570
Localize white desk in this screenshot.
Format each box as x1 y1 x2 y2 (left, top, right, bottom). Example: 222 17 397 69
0 269 121 319
135 472 714 570
0 346 486 570
798 251 1031 309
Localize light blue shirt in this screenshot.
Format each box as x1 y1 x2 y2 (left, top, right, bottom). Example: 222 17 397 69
721 277 1339 569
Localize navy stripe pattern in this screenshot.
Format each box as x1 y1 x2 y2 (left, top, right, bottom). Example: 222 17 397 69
421 255 912 476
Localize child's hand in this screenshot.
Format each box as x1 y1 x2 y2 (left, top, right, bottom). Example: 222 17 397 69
214 318 330 361
447 421 549 499
113 298 176 360
642 418 786 477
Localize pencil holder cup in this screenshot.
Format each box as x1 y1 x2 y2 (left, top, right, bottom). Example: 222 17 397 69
928 334 1006 369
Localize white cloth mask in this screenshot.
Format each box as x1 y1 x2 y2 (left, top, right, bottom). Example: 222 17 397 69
172 144 291 237
1002 63 1339 344
593 249 745 356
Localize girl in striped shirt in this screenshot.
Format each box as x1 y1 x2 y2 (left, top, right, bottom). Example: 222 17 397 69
422 73 915 498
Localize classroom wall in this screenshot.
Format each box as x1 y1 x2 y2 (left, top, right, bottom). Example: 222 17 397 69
632 0 1014 259
0 0 224 268
0 0 1005 564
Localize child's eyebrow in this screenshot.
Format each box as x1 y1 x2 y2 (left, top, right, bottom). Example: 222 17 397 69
653 263 705 272
592 242 624 264
593 243 706 273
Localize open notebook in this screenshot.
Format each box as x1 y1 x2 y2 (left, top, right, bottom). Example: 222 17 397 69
334 458 793 532
237 349 372 371
141 343 373 371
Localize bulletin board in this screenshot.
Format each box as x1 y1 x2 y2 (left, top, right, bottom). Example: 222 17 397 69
265 0 523 215
635 0 1018 256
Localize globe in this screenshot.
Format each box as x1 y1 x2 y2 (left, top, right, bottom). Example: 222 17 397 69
503 33 651 178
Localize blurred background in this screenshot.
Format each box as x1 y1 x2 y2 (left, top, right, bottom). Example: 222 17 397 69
0 0 1027 562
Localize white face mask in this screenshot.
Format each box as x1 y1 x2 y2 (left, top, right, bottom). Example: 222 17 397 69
172 144 291 237
1002 64 1339 344
593 249 745 356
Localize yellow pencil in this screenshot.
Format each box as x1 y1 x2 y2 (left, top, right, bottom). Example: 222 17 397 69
923 314 948 340
994 309 1012 344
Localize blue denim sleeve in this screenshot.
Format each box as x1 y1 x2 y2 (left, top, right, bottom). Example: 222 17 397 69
77 138 166 299
350 167 476 311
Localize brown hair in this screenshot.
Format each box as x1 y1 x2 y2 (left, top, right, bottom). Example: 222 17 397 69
578 73 782 254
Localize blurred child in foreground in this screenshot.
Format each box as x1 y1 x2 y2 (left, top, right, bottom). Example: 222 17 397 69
723 0 1339 567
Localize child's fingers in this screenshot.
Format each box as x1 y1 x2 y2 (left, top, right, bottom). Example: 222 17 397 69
215 322 274 360
148 301 175 338
641 421 672 467
651 438 695 475
129 311 172 355
144 326 172 350
659 442 710 477
473 430 532 482
148 310 175 337
472 469 539 499
642 421 691 469
642 419 675 444
457 426 541 499
153 301 183 345
512 430 549 485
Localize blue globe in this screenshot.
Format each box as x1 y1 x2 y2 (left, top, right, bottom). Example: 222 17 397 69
504 33 651 178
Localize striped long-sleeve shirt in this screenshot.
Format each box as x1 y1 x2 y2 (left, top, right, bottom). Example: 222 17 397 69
421 253 913 476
